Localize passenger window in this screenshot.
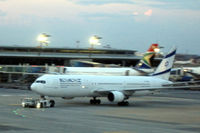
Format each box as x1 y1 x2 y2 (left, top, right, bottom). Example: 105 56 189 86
36 81 40 83
178 69 181 75
170 71 176 75
35 80 46 84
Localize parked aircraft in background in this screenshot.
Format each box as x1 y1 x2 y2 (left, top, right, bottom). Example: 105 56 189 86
182 67 200 80
170 66 200 81
135 43 159 69
170 68 193 81
30 47 176 106
174 59 195 65
63 44 159 76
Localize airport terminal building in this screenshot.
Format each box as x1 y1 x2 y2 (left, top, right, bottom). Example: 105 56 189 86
0 46 161 67
0 46 162 84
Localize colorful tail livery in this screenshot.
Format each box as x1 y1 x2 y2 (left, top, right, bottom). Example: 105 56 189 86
153 47 176 80
136 44 159 69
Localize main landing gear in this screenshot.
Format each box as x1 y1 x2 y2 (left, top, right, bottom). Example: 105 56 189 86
117 101 129 106
90 97 101 105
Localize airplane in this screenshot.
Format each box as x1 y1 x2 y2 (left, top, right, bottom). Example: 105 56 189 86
174 59 195 65
135 43 159 69
170 66 200 81
170 68 193 81
64 44 160 76
182 67 200 80
30 47 176 106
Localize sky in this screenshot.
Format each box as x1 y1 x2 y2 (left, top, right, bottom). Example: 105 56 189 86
0 0 200 54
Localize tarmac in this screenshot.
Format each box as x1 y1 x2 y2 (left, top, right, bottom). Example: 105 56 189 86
0 88 200 133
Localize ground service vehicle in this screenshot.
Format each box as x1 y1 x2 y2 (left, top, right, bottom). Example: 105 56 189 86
21 98 55 108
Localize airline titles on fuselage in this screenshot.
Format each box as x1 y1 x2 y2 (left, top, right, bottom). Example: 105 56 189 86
59 78 81 88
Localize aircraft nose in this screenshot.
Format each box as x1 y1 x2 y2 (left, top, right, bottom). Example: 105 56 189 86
30 83 37 91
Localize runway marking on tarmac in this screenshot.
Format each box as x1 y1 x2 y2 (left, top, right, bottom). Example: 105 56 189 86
12 108 45 118
0 95 28 97
9 104 21 106
0 95 13 96
104 131 134 133
12 108 27 118
11 107 46 119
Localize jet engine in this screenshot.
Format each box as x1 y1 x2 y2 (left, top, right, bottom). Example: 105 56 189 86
107 91 126 102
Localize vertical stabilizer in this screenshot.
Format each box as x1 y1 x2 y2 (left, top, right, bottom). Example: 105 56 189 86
152 47 176 80
136 44 159 69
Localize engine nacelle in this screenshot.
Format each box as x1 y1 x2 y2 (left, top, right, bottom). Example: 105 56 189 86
107 91 125 102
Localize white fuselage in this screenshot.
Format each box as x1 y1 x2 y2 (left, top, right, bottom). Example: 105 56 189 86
31 74 171 98
64 67 154 76
183 67 200 74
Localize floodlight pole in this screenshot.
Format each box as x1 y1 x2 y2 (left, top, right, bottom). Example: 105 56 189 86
37 33 51 56
88 35 102 58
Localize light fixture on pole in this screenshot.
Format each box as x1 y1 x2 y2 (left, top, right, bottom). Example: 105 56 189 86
37 33 51 47
89 35 102 49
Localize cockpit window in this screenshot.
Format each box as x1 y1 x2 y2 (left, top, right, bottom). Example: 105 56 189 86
35 80 46 84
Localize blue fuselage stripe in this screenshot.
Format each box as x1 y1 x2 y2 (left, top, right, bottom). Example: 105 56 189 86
165 50 176 58
153 69 171 76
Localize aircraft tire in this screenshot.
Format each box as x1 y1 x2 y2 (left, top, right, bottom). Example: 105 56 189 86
118 101 129 106
50 100 55 107
125 101 129 106
90 99 94 104
96 99 101 104
41 103 43 108
90 99 101 105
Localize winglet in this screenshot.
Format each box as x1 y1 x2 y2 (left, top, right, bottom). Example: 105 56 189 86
152 47 176 80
